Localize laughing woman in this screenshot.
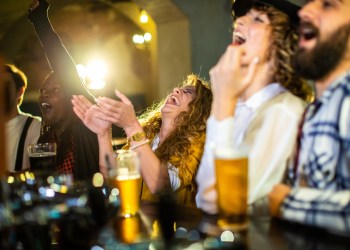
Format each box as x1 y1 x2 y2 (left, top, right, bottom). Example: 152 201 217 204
72 75 212 206
196 0 313 214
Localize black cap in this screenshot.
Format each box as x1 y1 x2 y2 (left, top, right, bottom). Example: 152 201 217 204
232 0 302 25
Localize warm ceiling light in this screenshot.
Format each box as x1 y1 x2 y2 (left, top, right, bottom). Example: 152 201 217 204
140 9 148 23
144 32 152 42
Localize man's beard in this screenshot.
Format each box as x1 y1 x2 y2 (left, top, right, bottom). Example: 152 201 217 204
293 23 350 81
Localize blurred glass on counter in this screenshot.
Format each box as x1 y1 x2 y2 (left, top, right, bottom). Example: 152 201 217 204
215 146 249 231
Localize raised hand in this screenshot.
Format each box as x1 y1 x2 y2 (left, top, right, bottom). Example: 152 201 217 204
209 45 259 120
95 90 142 136
72 95 111 136
28 0 49 20
210 44 259 101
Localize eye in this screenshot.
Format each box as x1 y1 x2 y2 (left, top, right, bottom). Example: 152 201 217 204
253 15 264 23
183 88 195 95
322 0 334 8
53 88 61 93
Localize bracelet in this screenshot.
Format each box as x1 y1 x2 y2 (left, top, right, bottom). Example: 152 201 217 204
127 131 146 145
130 139 150 150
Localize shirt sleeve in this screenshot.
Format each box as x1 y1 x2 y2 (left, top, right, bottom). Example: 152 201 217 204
195 115 236 214
281 188 350 234
166 163 181 191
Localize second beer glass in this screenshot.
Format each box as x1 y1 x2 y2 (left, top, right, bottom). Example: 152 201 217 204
215 146 249 231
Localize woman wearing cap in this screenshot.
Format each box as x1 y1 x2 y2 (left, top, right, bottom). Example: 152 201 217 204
196 0 313 213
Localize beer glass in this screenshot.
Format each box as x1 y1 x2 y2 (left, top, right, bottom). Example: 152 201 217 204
110 149 141 217
215 146 248 231
114 214 142 243
27 143 57 174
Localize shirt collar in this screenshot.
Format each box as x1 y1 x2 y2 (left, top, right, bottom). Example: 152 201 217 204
317 71 350 105
237 83 287 111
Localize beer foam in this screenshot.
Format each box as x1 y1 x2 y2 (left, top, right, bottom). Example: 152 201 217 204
215 147 248 159
29 152 56 157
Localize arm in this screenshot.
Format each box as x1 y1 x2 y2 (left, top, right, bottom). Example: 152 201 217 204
90 91 172 194
28 0 94 99
277 187 350 234
195 45 259 213
195 116 236 213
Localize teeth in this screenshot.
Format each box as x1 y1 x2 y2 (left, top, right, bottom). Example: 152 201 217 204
42 102 50 107
172 96 180 106
233 31 246 44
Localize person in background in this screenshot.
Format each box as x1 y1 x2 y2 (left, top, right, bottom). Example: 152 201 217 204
3 64 41 172
196 0 313 214
269 0 350 234
72 74 212 206
27 0 99 180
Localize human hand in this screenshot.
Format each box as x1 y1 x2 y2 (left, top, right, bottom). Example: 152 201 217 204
72 95 111 136
209 45 259 120
210 44 259 101
28 0 49 21
95 90 142 136
268 184 291 218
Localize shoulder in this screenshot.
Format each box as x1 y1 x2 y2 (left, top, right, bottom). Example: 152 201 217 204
259 92 306 118
20 112 42 122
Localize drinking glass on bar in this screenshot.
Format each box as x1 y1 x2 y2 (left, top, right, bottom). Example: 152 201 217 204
27 143 57 175
215 146 249 231
110 149 141 217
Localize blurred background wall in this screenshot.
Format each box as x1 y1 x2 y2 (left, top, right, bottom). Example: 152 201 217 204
0 0 232 136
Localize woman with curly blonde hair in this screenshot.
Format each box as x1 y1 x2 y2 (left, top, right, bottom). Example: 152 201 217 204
196 0 313 214
72 74 212 206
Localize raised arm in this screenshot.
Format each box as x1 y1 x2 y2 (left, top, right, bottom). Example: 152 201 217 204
28 0 94 100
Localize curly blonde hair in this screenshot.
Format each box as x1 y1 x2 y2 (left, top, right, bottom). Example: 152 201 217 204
139 74 212 168
252 4 314 102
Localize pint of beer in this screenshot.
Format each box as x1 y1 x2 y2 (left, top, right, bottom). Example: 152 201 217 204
215 147 248 231
111 149 141 217
28 143 57 174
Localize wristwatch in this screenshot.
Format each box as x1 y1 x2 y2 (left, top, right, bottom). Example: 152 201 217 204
127 131 146 144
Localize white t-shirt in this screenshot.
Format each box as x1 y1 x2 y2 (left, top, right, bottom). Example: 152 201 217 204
5 113 41 172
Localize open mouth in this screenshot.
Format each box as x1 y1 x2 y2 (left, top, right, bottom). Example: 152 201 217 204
299 22 318 41
40 102 53 113
166 95 180 106
232 31 246 45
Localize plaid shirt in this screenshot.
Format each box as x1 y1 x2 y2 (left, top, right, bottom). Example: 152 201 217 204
282 72 350 234
56 134 75 174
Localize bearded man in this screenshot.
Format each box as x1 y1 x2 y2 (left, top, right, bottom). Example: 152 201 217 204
269 0 350 235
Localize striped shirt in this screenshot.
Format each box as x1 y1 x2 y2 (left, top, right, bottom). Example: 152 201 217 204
281 72 350 234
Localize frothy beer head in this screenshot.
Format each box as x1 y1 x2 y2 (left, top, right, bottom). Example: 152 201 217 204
215 146 248 159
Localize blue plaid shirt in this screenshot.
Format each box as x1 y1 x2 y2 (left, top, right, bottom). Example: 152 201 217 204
281 72 350 234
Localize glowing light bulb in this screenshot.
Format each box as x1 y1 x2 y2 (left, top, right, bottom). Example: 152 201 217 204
140 9 148 23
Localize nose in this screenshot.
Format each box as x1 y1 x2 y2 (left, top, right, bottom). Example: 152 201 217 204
40 89 50 98
234 16 244 29
173 87 181 94
298 1 317 22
